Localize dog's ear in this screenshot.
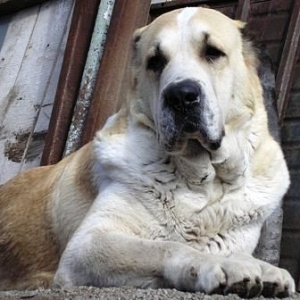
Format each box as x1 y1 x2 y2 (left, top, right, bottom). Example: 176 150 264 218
238 23 259 71
129 26 147 94
132 26 147 54
234 20 246 30
131 26 148 70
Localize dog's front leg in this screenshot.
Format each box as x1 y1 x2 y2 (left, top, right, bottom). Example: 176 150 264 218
55 231 177 289
54 231 294 297
53 231 227 291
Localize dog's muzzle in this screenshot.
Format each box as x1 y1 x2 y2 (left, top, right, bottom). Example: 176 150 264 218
161 79 223 151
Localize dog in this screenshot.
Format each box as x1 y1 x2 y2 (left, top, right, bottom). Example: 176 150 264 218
0 7 295 298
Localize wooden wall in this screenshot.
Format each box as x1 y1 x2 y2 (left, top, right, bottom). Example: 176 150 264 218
281 47 300 285
0 0 73 184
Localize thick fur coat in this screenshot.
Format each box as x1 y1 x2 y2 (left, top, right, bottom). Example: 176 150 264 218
0 7 295 298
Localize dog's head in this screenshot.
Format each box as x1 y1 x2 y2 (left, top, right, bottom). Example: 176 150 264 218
130 7 256 154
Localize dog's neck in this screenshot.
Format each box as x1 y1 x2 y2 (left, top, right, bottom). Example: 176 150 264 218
170 136 247 192
96 109 250 193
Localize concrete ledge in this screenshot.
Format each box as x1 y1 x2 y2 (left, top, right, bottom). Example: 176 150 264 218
0 287 298 300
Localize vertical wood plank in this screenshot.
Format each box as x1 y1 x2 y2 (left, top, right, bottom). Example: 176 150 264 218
276 0 300 123
0 0 48 16
40 0 100 166
81 0 152 145
20 14 71 172
0 7 39 183
235 0 250 21
0 0 73 184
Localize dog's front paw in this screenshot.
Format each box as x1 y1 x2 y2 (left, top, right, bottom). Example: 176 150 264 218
258 260 295 298
164 252 295 298
209 256 267 298
164 252 263 297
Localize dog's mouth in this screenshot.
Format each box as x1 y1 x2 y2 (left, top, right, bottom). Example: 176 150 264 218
159 114 223 153
158 80 224 153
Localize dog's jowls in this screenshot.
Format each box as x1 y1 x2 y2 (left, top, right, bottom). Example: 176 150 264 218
0 7 295 298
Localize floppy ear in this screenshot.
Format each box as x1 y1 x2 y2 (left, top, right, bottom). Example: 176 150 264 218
129 26 148 93
237 23 259 71
132 26 147 54
234 20 246 29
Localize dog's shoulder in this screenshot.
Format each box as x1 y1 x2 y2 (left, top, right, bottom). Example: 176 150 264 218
93 109 161 180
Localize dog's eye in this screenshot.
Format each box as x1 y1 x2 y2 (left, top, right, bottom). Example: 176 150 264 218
146 53 167 74
205 46 225 62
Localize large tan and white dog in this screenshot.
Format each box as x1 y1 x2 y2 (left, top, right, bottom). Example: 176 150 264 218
0 7 295 298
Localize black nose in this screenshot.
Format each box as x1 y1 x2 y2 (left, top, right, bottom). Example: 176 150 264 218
164 80 201 110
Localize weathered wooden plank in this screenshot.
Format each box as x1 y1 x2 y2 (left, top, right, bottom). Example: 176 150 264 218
0 0 48 16
283 169 300 198
0 8 38 123
0 0 73 184
262 42 283 69
291 64 300 90
81 0 152 145
214 5 236 18
0 6 39 184
251 0 293 17
40 0 100 166
282 120 300 143
248 13 291 42
285 91 300 119
276 0 300 122
236 0 250 21
21 12 72 172
280 237 300 283
283 144 300 168
282 202 300 230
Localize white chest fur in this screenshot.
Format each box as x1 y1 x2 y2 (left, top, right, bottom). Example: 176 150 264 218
91 118 286 256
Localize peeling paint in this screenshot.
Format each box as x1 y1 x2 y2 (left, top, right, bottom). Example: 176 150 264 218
4 131 30 163
4 131 47 163
104 0 114 21
64 0 115 156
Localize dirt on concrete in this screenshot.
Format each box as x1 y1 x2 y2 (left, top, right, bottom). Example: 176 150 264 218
0 287 299 300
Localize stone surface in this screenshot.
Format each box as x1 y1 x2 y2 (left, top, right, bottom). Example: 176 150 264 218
0 287 299 300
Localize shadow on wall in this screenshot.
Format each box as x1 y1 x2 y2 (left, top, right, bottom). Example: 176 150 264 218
0 15 11 50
